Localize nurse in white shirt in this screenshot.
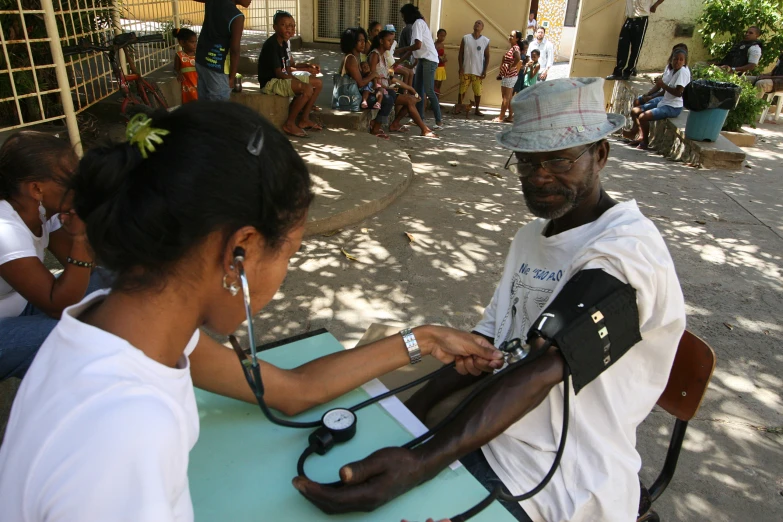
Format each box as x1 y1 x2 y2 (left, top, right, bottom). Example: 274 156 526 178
0 131 111 380
0 102 502 522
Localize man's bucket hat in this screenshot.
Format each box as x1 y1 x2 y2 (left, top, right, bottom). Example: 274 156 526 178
497 77 625 153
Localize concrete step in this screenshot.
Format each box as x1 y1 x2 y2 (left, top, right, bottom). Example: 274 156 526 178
610 80 746 170
648 111 746 170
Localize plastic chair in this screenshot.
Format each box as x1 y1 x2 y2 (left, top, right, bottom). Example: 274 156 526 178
636 330 717 522
759 91 783 123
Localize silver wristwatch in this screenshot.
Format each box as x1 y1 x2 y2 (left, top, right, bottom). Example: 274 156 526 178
400 328 422 365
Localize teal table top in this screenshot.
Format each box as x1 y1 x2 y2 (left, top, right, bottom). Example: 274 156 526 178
189 331 515 521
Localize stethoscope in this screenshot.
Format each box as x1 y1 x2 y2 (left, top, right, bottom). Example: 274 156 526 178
227 247 571 521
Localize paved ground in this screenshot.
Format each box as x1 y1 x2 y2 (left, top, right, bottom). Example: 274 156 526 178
244 114 782 521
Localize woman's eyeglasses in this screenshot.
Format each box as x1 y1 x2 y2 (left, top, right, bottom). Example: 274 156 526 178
504 142 597 176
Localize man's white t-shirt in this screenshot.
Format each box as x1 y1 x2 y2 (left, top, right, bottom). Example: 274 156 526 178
0 289 201 522
747 44 762 65
0 200 61 317
461 34 490 76
658 65 690 109
528 38 554 71
474 201 685 522
411 18 438 63
626 0 653 18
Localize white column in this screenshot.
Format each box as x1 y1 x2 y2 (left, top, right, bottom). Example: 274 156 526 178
41 0 83 156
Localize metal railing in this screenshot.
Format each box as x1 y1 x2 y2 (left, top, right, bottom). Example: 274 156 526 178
0 0 298 151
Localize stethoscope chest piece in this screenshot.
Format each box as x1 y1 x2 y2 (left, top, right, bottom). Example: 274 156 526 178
499 338 532 365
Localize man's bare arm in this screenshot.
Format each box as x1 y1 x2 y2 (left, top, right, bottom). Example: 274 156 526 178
293 341 565 514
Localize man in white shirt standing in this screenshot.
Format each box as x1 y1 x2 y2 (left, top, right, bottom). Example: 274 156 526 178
294 78 686 522
457 19 491 116
528 27 554 81
607 0 665 80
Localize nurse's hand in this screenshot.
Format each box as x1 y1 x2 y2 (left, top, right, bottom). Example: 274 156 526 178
414 326 504 374
293 447 424 513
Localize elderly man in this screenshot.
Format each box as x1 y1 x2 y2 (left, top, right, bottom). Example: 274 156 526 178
294 78 686 522
719 26 763 75
457 19 491 115
528 27 554 81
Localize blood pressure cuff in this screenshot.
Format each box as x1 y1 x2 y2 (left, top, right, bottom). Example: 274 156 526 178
526 269 642 394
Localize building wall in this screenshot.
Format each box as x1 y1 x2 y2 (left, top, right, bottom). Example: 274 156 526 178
636 0 708 72
558 26 576 61
536 0 568 61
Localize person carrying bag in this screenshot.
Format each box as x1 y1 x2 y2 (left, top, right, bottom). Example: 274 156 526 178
332 55 362 112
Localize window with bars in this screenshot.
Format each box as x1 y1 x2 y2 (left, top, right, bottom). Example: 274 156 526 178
564 0 581 28
369 0 408 33
316 0 361 41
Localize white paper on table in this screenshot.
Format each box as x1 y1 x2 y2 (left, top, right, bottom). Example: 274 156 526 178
361 378 462 471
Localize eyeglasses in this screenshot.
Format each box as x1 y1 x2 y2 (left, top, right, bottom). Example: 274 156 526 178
504 142 597 176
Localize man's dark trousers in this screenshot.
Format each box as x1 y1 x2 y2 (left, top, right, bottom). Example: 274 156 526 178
612 16 649 78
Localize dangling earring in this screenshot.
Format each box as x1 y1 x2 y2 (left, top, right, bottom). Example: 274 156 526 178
222 274 240 296
38 199 46 225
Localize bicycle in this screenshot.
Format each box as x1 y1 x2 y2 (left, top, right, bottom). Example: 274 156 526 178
62 32 169 117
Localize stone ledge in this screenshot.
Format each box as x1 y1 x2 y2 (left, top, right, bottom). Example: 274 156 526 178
610 80 746 170
648 112 745 170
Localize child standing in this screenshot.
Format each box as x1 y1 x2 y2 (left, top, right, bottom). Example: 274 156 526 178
195 0 250 101
434 28 447 94
523 49 540 90
173 28 198 104
513 40 529 95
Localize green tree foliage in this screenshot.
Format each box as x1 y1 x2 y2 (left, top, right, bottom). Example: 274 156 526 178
691 64 769 131
698 0 783 71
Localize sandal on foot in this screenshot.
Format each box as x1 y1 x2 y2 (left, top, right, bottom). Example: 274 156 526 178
284 128 309 139
389 125 410 133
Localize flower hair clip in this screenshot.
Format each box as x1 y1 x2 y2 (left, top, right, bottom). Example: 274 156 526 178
126 113 170 159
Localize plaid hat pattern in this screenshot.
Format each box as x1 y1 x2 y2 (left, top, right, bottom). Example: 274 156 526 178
497 77 625 153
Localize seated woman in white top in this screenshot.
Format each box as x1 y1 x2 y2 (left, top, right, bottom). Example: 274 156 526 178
0 132 111 380
0 102 503 522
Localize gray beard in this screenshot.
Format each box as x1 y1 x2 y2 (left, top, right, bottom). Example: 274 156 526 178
521 172 596 220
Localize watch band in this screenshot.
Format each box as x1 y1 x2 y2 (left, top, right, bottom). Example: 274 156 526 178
400 328 422 365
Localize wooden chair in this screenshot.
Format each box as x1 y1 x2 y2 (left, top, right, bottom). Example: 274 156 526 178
637 330 717 522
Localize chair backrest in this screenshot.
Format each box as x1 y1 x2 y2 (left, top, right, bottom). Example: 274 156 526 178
657 330 716 421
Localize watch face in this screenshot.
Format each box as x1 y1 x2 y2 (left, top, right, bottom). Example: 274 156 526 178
323 408 356 430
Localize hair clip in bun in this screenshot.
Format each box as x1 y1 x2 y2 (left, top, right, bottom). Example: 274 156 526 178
126 113 170 159
247 127 264 156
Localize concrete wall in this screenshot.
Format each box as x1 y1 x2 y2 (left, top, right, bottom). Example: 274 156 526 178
536 0 568 60
636 0 709 73
558 25 576 62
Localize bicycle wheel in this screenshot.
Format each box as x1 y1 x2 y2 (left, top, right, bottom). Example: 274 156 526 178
138 79 168 111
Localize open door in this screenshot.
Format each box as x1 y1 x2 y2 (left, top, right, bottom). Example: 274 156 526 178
569 0 626 105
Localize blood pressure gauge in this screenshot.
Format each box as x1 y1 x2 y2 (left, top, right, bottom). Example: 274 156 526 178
322 408 357 443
